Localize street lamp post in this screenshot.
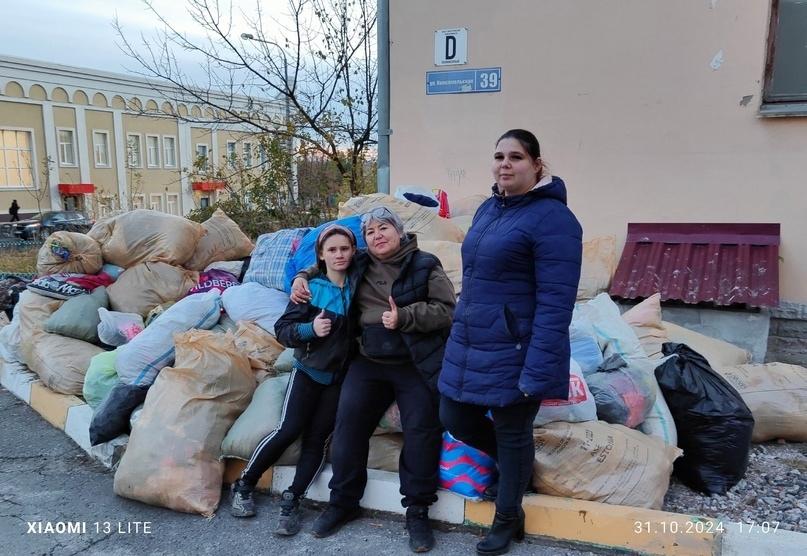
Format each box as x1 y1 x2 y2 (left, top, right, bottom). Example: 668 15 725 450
241 32 296 202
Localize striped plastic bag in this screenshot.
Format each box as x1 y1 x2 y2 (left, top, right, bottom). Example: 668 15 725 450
243 228 309 291
438 431 496 501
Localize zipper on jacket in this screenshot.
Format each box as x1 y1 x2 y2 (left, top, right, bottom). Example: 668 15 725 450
460 204 503 392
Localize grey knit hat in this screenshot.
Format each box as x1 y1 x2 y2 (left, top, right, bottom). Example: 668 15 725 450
360 206 405 238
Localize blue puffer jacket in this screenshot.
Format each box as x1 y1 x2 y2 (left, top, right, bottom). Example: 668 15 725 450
438 176 582 407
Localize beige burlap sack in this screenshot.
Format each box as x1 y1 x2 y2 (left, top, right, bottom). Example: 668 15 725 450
577 236 617 301
107 262 198 317
36 232 103 276
715 363 807 442
113 330 254 516
451 194 488 218
419 240 462 296
622 293 667 360
234 320 285 371
662 321 751 368
88 209 204 268
220 373 301 464
17 291 102 394
533 420 682 510
366 434 403 472
184 209 254 271
339 194 465 243
26 333 104 395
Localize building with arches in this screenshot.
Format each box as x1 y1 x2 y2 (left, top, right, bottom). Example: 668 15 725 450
0 55 282 219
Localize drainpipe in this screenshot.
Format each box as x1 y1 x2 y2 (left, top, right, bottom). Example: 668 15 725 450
377 0 390 194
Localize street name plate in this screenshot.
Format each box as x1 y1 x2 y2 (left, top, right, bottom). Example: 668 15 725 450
425 67 501 95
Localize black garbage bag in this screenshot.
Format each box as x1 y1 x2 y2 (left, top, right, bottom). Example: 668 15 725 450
656 342 754 495
89 382 150 446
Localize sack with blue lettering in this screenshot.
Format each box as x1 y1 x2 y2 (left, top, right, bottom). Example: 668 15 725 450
116 290 222 386
243 228 309 291
439 431 496 501
283 216 365 292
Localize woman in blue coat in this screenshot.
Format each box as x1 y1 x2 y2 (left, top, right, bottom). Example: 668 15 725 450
438 129 582 555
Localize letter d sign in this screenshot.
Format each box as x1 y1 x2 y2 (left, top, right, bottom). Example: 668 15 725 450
434 28 468 66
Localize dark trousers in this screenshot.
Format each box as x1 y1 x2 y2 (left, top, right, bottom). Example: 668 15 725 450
241 369 341 496
328 356 442 509
439 395 541 515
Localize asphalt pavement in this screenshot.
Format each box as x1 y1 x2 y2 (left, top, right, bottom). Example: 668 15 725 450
0 387 606 556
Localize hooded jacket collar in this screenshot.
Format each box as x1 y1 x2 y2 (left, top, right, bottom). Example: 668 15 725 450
491 175 568 206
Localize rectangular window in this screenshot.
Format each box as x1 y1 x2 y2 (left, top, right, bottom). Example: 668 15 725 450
132 194 145 210
162 136 177 168
762 0 807 115
199 196 210 209
166 193 180 215
226 141 237 169
0 128 36 188
57 128 76 166
196 144 209 170
146 135 160 168
243 142 253 168
258 144 268 167
126 134 142 168
150 193 164 212
92 130 110 167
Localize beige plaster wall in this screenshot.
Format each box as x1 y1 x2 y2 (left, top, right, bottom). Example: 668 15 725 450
390 0 807 303
0 100 50 213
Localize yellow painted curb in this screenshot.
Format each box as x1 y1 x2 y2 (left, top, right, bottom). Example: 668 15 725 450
29 381 84 430
465 495 720 556
223 458 273 491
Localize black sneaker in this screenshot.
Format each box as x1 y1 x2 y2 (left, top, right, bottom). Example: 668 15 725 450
311 504 360 538
230 479 256 518
405 505 435 553
275 490 302 536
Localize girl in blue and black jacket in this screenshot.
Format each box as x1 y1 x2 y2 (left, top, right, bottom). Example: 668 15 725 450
231 224 362 536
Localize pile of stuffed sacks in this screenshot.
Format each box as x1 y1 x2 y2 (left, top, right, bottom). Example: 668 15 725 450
2 192 805 518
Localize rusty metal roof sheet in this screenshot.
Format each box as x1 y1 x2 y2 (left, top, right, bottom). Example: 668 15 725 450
610 223 780 308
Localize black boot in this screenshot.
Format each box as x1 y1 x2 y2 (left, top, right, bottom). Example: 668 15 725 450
481 481 498 502
476 508 525 556
405 505 435 553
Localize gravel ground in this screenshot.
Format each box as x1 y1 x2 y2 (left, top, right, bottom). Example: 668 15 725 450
662 441 807 532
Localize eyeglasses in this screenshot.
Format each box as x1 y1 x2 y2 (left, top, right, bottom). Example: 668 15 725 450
360 206 394 226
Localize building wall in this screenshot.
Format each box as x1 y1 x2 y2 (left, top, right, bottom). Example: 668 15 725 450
389 0 807 304
0 100 48 215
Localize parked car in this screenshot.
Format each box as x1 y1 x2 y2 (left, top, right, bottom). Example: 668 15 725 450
13 211 93 240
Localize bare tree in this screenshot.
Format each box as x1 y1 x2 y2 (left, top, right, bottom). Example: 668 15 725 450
25 155 54 219
115 0 377 196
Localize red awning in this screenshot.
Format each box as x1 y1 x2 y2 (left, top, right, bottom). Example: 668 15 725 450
609 223 780 308
58 183 95 195
191 180 226 192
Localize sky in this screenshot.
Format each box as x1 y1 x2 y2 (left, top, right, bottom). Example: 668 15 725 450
0 0 290 78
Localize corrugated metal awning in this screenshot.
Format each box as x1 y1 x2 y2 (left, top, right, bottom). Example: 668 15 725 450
609 223 780 308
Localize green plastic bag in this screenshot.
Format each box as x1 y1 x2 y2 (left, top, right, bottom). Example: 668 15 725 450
83 349 118 409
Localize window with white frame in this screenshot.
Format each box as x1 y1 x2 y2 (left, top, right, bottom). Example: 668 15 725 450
195 144 209 170
226 141 237 168
92 130 110 167
126 134 142 168
57 128 76 166
243 142 253 168
166 193 180 215
146 135 160 168
258 144 268 167
162 136 177 168
131 194 146 210
0 128 36 188
150 193 164 212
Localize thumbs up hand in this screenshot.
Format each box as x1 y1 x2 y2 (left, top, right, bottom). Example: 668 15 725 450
382 296 399 330
313 309 332 337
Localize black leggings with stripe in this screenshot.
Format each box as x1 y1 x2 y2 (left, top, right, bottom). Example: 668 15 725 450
241 369 341 495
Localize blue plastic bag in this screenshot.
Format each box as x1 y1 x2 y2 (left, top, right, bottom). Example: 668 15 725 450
438 431 496 501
